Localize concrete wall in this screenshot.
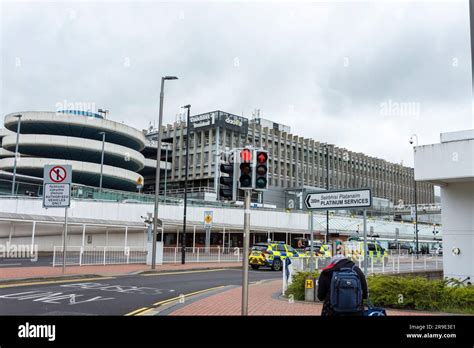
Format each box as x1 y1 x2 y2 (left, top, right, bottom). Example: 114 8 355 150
441 182 474 280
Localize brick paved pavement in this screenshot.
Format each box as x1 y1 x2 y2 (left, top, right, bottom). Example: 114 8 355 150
0 262 242 281
169 279 439 316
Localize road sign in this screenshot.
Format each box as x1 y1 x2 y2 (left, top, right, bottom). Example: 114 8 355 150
43 165 72 184
204 211 213 226
136 176 143 189
305 189 372 210
43 183 70 208
43 165 72 208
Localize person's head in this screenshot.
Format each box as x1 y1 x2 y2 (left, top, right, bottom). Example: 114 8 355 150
329 254 347 265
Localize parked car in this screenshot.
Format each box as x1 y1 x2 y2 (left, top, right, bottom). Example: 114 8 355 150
248 242 303 271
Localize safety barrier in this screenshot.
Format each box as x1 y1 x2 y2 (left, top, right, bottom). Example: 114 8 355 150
283 254 443 292
162 247 243 263
52 246 147 266
52 246 243 266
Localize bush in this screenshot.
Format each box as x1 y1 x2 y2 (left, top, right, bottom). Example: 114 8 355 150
285 271 474 314
368 275 474 314
285 271 319 301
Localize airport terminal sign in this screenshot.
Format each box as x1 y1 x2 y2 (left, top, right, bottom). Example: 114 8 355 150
305 189 372 210
189 111 249 134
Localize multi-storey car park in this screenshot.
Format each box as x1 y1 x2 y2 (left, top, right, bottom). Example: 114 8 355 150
145 111 435 207
0 110 147 192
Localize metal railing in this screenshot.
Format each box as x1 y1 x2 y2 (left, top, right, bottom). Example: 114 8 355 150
162 247 243 263
283 254 443 292
52 246 147 266
288 253 442 275
52 246 243 266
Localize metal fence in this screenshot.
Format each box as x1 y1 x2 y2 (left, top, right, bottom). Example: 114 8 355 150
162 247 243 264
53 246 243 266
287 253 443 275
283 254 443 293
53 246 147 266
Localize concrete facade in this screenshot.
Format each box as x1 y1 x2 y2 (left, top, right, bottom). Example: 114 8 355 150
414 129 474 282
147 112 435 205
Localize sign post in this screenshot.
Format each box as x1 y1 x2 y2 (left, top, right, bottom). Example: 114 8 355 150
204 211 213 253
305 188 372 275
43 165 72 274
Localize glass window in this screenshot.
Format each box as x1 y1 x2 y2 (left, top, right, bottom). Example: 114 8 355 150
277 244 286 252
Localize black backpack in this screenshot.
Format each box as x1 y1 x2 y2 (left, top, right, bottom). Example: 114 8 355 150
329 264 363 313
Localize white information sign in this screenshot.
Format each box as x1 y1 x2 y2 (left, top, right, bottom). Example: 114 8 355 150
43 183 71 208
305 189 372 210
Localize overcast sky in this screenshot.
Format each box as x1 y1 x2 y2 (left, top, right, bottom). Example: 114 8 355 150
1 0 472 169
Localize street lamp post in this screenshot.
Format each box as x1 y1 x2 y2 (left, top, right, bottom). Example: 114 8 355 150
98 132 106 192
98 109 109 119
181 105 191 264
410 134 419 259
152 76 178 269
322 143 330 244
11 114 22 196
164 144 169 203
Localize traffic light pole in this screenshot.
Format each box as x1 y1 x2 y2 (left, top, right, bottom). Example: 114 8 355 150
241 189 251 316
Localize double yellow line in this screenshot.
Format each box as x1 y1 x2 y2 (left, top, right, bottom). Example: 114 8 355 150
125 285 225 316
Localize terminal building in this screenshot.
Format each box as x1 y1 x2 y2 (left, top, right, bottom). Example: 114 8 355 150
145 110 435 207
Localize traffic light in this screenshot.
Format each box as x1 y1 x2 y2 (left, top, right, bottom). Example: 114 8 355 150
254 150 268 190
219 163 235 200
239 148 253 189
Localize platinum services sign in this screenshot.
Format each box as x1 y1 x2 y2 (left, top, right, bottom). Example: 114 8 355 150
305 189 372 210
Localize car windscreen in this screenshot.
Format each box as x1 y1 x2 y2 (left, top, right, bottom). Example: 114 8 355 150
251 245 268 251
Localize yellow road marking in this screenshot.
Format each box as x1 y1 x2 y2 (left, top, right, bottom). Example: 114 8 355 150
0 276 116 289
124 307 149 316
141 269 228 277
127 285 226 316
152 285 225 306
134 307 156 316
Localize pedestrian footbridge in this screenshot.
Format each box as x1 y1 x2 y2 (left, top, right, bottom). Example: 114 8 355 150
0 196 442 252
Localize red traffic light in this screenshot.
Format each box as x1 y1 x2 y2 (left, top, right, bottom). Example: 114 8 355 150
257 151 268 164
240 149 252 163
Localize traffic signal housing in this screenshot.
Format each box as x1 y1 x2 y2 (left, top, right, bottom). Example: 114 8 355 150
254 150 268 190
239 148 253 189
219 163 235 200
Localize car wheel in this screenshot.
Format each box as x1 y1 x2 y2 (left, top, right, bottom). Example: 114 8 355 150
251 265 259 270
272 258 282 271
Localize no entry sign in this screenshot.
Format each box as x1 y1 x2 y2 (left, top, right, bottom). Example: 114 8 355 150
43 165 72 208
44 165 72 184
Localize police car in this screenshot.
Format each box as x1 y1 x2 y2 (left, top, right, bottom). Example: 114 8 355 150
345 240 389 263
248 242 302 271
